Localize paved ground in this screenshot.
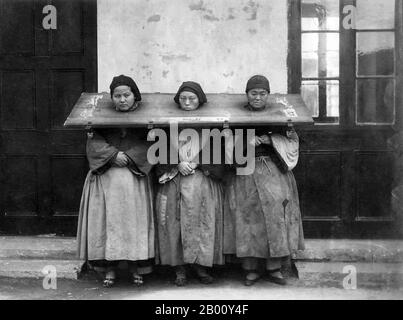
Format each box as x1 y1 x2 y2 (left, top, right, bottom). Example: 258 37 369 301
1 268 402 300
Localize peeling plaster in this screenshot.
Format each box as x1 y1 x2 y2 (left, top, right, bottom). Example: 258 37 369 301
147 14 161 22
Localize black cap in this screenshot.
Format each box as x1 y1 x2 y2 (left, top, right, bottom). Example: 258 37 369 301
174 81 207 106
245 75 270 94
109 75 141 101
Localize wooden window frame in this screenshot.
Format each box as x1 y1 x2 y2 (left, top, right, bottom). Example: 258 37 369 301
288 0 403 129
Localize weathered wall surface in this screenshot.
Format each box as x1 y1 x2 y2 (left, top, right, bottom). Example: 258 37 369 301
98 0 288 94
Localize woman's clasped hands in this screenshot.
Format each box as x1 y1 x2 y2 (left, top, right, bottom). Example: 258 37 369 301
178 161 198 176
114 151 130 167
249 134 271 147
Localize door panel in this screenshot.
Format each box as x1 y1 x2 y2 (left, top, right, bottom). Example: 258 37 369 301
3 155 38 216
1 71 36 130
50 69 85 129
0 1 35 55
50 155 88 216
355 151 394 220
51 0 83 55
296 151 342 220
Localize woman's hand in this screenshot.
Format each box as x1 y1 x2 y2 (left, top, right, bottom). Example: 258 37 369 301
114 152 129 167
249 136 263 147
259 134 271 145
178 161 195 176
189 162 198 170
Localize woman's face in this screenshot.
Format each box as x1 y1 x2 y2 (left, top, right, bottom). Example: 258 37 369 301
112 85 136 111
247 88 269 110
178 91 200 111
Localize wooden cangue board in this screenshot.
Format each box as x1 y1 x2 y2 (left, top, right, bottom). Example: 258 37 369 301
64 92 314 128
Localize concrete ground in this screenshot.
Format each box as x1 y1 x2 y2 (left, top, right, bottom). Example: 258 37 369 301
0 267 402 300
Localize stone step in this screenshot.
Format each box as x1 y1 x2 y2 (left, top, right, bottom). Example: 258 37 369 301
295 262 403 289
295 240 403 263
0 259 84 280
0 236 402 262
0 236 77 260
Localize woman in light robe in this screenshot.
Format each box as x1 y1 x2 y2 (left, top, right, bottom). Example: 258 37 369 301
77 75 155 287
155 81 225 286
224 75 305 286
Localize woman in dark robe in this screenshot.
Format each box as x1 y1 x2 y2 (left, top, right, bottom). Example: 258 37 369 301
155 81 225 286
224 75 305 286
77 75 155 287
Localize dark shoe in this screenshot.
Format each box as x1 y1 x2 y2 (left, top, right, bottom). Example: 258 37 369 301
193 265 214 285
103 270 116 288
175 266 187 287
132 273 144 286
198 274 214 284
174 274 187 287
244 272 260 286
264 269 287 286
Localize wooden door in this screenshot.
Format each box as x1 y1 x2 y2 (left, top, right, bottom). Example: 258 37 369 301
0 0 96 235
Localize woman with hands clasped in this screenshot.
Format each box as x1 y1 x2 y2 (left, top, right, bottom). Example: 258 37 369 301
223 75 305 286
77 75 155 288
155 81 225 286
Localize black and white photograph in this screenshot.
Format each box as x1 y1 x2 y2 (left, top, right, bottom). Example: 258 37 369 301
0 0 402 303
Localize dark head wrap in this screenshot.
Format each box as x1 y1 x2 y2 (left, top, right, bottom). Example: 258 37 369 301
245 75 270 94
109 75 141 101
174 81 207 106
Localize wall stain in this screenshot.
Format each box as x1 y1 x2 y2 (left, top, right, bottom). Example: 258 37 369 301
161 54 192 63
162 70 169 78
189 0 205 11
189 0 219 21
223 71 235 78
204 14 219 21
147 14 161 23
243 0 259 21
227 7 235 20
248 28 257 35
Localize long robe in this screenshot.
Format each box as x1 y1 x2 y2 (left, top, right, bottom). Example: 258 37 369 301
155 129 225 267
224 126 305 259
77 128 155 262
